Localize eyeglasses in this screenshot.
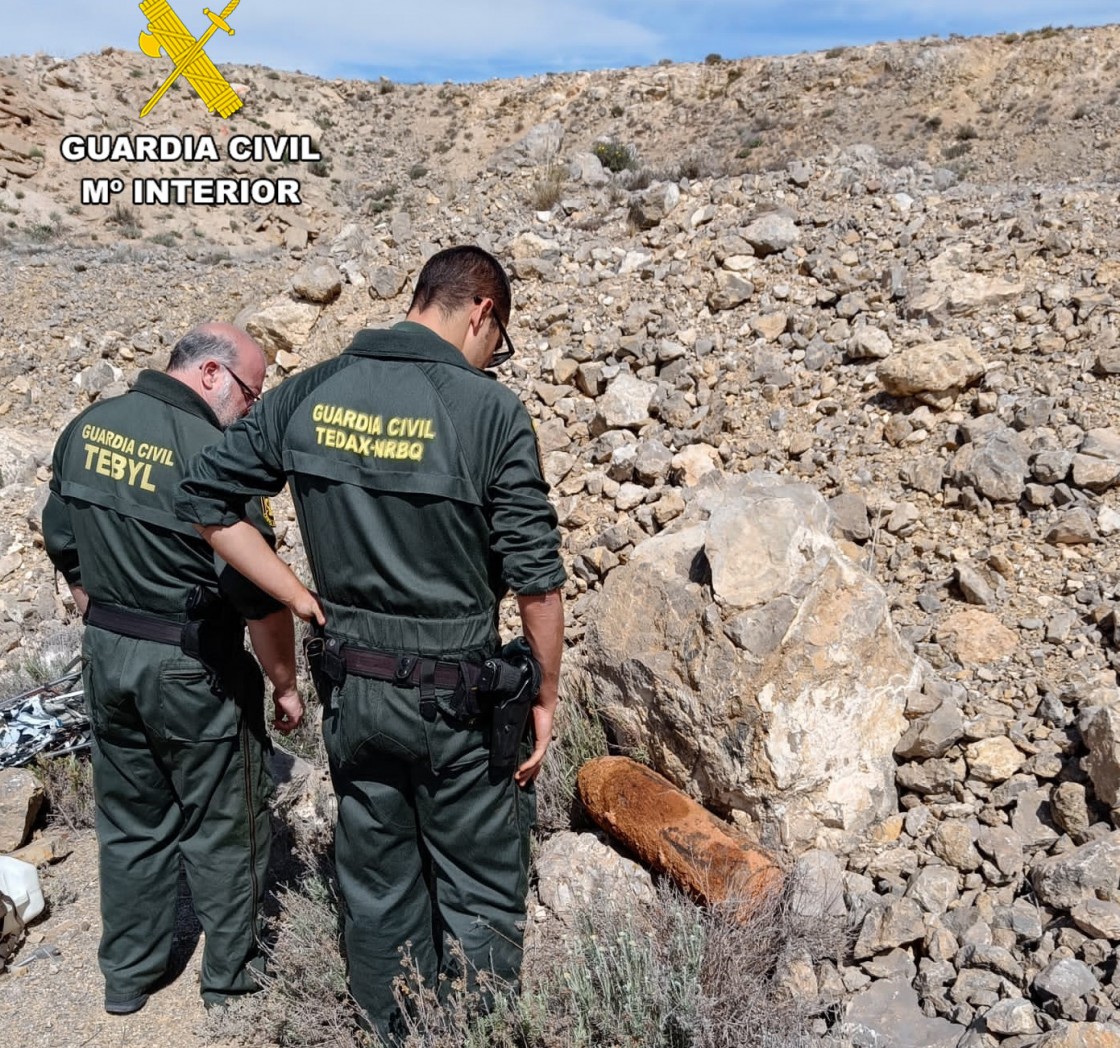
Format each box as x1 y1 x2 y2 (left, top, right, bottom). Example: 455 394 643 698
474 296 515 368
219 362 261 406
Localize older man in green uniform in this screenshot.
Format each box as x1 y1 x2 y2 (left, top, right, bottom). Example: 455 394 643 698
176 246 566 1036
42 323 301 1015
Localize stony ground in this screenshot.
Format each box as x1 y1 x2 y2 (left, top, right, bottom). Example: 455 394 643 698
4 20 1120 1048
0 833 228 1048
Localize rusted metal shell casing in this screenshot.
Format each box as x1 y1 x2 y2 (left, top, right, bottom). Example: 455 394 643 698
577 755 783 913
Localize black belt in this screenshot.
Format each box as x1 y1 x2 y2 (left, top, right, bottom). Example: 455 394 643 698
307 635 531 727
85 603 185 646
341 645 476 690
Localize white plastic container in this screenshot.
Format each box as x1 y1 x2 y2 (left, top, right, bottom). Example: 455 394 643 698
0 856 45 939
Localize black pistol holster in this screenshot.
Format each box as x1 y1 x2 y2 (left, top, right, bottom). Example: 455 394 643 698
180 585 242 679
303 623 346 699
179 587 260 732
484 637 541 775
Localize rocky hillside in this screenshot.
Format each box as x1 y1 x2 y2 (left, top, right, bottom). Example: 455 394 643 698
4 21 1120 1046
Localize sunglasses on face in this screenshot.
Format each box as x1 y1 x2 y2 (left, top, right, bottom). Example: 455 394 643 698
474 296 515 367
219 362 261 405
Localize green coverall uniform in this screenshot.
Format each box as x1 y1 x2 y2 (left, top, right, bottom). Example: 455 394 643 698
176 322 567 1034
42 370 282 1010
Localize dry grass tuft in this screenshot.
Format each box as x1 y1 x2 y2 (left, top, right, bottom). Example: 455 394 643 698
384 940 541 1047
33 754 96 831
206 866 373 1047
534 668 609 834
528 164 565 211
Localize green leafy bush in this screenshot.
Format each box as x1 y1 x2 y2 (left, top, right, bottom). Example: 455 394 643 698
593 141 636 173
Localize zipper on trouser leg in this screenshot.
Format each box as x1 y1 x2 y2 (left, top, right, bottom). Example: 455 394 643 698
240 716 261 944
205 718 263 1005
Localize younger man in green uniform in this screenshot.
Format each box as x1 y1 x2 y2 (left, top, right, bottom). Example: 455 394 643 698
176 247 566 1036
43 323 301 1014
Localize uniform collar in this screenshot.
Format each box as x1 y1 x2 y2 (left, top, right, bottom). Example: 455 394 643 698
344 321 492 376
133 369 222 428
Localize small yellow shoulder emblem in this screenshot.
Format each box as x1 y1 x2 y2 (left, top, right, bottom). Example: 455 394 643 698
260 496 276 528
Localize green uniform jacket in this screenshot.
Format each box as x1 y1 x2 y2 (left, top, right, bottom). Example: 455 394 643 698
176 322 566 655
43 370 281 622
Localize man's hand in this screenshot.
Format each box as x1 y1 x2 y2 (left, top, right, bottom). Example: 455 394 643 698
286 586 326 626
246 607 299 729
272 687 304 733
515 588 563 788
514 702 555 786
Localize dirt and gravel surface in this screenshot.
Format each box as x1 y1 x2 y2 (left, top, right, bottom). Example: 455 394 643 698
0 834 230 1048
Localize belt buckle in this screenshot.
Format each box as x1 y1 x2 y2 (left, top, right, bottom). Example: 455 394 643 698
394 655 418 685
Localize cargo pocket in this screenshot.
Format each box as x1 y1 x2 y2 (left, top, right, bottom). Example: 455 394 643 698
157 656 238 743
81 641 136 740
81 655 117 739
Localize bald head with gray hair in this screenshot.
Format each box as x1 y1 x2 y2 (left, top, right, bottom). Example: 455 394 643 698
166 322 268 429
167 324 242 374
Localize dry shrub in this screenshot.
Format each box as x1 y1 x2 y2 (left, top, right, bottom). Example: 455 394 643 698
526 875 847 1048
0 625 83 705
255 874 371 1046
345 867 844 1046
106 201 142 238
206 814 843 1048
540 881 704 1046
623 167 654 191
534 668 609 834
690 882 845 1047
385 940 543 1048
33 754 96 831
208 873 533 1047
207 867 373 1047
528 164 565 211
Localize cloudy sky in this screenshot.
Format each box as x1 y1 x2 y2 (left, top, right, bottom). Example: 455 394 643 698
5 1 1117 82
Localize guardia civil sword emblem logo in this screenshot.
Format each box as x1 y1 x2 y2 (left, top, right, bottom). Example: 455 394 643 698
137 0 243 119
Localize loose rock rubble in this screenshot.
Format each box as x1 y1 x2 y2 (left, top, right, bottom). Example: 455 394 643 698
3 23 1120 1046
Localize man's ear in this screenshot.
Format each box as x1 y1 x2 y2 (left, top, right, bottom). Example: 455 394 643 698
199 359 222 391
469 297 492 338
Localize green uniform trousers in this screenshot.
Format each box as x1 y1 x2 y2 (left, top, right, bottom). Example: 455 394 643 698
324 673 535 1038
82 628 272 1007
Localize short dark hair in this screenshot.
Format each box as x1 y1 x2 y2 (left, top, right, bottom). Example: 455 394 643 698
167 326 239 373
408 245 512 325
